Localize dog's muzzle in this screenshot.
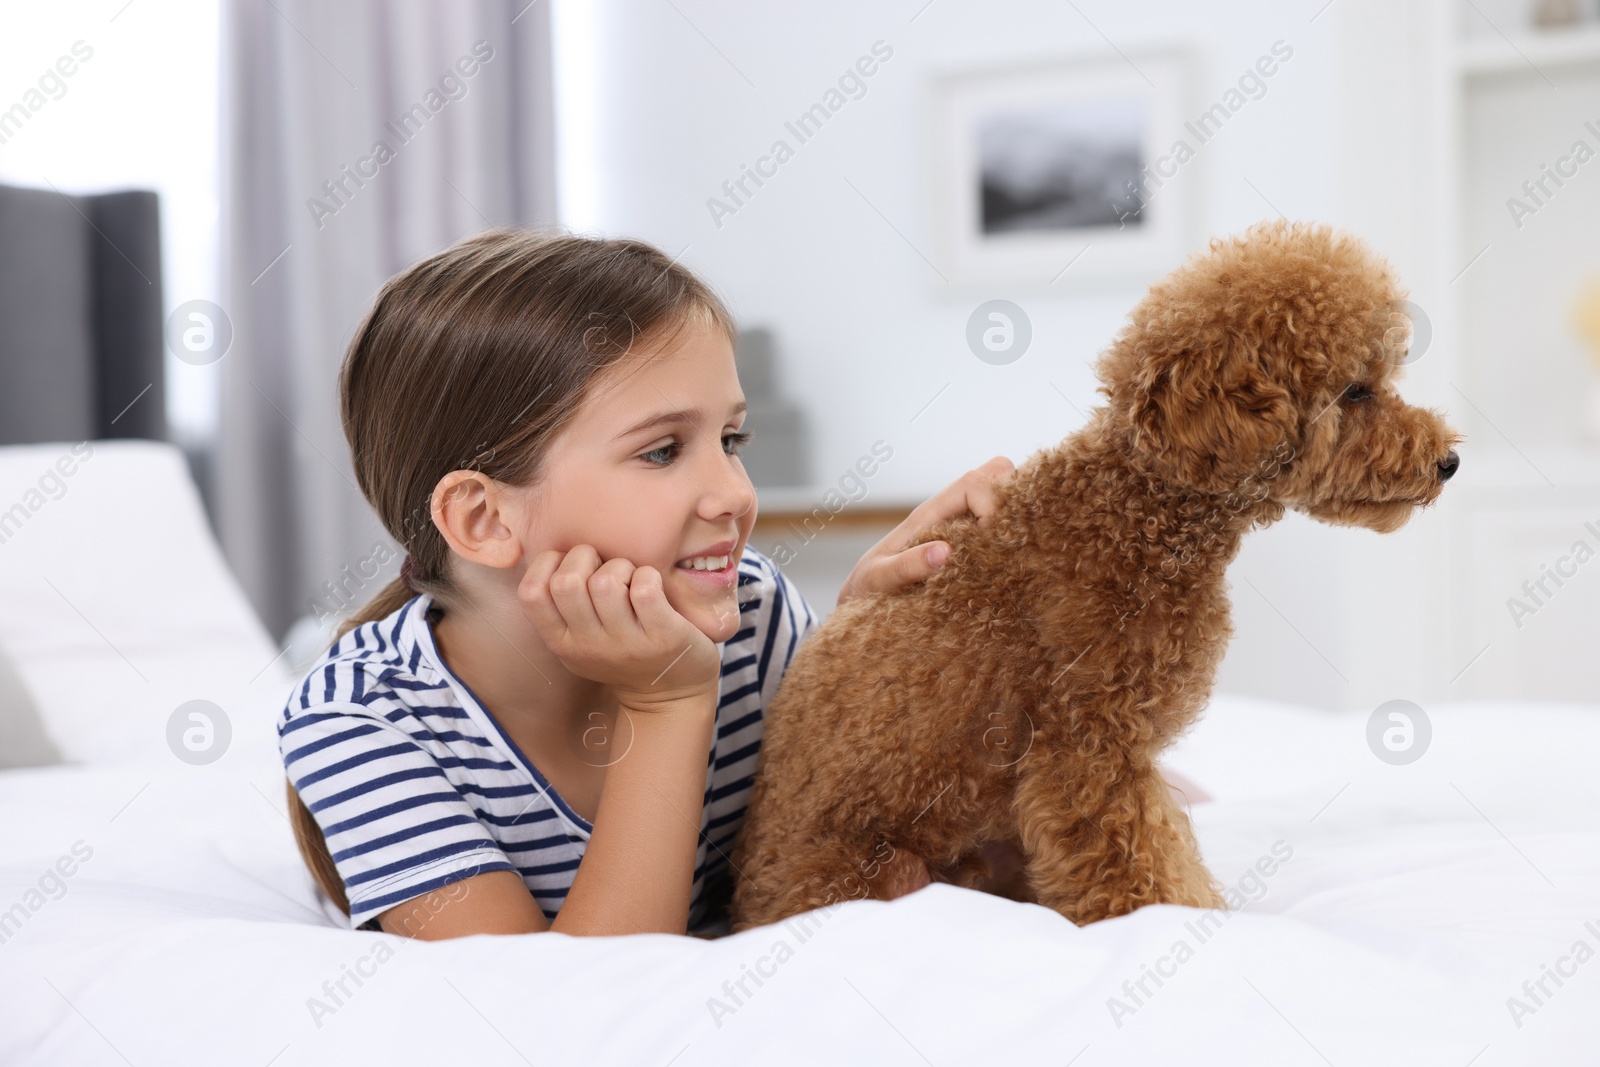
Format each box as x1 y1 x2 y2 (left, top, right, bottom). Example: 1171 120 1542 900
1438 449 1460 482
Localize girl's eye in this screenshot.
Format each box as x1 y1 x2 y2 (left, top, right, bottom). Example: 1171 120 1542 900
1342 383 1373 403
640 430 755 467
639 442 678 466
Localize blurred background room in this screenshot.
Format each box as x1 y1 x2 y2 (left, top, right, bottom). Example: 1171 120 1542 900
3 0 1597 715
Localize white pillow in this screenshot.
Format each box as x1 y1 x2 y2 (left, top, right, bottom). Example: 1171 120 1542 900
0 637 60 768
0 440 295 766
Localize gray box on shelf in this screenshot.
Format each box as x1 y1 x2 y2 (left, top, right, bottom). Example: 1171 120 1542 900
735 327 810 488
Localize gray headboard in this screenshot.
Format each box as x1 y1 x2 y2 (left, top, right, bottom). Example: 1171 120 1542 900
0 182 166 445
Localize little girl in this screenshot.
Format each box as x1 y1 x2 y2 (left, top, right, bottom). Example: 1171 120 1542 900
280 229 1012 939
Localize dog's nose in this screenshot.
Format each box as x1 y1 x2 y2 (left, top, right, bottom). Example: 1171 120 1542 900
1438 450 1459 482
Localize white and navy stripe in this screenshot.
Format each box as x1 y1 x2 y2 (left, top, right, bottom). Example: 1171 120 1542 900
278 546 817 932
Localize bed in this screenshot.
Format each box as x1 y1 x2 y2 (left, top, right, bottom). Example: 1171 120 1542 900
1 441 1595 1065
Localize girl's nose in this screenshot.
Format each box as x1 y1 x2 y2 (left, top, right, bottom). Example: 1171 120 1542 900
703 447 755 519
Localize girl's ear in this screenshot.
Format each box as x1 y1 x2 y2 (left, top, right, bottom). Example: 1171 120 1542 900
431 470 524 568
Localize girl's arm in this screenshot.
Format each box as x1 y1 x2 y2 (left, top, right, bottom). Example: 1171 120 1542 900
545 692 717 935
378 689 717 939
379 548 723 940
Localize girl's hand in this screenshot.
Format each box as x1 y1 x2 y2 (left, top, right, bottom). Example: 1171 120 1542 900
519 545 721 711
837 456 1015 609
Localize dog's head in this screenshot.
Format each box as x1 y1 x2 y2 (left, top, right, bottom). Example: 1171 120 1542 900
1097 219 1461 533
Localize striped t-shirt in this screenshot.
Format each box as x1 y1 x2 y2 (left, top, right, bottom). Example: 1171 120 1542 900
278 545 818 933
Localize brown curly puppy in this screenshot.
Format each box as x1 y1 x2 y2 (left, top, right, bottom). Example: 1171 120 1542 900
729 220 1461 931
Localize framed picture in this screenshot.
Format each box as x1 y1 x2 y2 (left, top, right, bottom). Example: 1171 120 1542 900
929 48 1194 290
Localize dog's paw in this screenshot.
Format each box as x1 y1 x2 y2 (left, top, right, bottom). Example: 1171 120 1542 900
876 850 932 899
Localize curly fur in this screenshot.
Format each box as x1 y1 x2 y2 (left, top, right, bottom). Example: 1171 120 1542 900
729 220 1461 931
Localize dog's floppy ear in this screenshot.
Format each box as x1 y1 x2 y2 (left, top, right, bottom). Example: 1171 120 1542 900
1125 343 1300 494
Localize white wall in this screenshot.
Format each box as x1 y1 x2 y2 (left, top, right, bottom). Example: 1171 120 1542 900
554 0 1457 712
555 0 1353 493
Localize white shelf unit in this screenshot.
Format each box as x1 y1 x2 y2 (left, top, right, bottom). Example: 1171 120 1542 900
1430 0 1600 702
1456 24 1600 75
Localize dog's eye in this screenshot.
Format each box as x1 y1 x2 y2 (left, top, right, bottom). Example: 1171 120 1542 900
1342 383 1373 403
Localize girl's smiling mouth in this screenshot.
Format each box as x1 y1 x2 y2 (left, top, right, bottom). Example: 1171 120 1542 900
675 540 737 586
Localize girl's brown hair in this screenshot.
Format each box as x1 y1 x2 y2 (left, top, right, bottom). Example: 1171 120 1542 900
287 228 735 919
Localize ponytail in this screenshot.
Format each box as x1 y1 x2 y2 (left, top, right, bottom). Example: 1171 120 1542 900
286 573 413 920
333 573 415 644
287 777 352 917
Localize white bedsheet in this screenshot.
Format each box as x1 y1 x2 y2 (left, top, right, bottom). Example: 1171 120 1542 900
2 694 1596 1066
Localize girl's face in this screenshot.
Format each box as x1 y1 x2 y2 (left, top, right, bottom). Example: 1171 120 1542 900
518 315 758 643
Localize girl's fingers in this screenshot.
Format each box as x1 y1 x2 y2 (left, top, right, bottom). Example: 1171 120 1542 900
963 455 1016 527
836 458 1012 610
518 549 715 695
627 566 683 639
518 549 572 640
627 568 713 687
545 545 605 640
891 540 952 591
879 456 1015 555
587 557 644 639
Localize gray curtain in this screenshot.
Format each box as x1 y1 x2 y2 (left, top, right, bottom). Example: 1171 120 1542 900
217 0 558 640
